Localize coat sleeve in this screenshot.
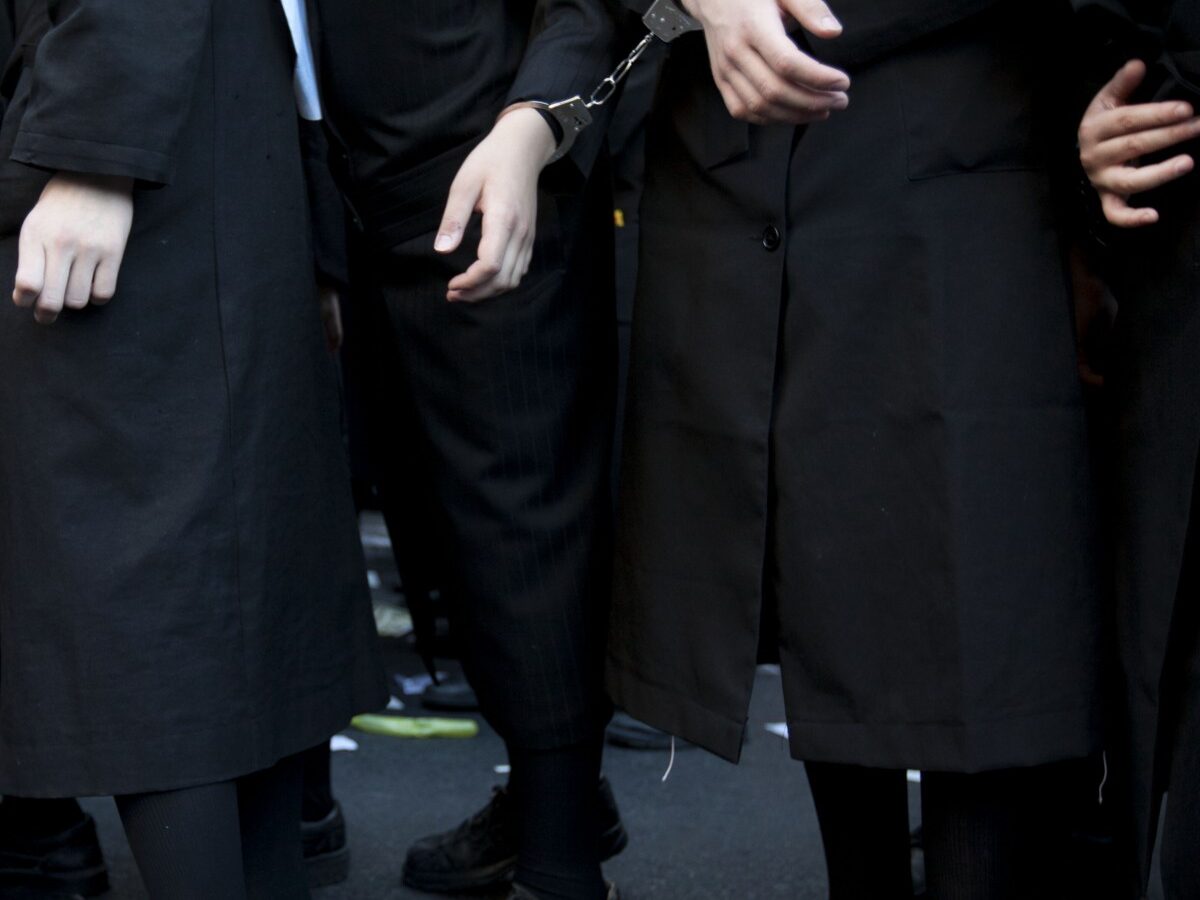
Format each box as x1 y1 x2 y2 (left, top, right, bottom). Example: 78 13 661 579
1073 0 1200 99
506 0 632 181
11 0 212 185
299 119 349 290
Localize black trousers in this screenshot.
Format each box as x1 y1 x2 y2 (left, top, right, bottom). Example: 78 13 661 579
345 178 616 750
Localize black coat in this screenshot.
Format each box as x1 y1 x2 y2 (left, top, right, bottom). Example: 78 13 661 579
1074 1 1200 891
608 0 1104 772
0 0 385 797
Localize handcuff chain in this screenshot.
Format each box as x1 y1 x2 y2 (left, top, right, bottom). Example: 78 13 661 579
585 32 656 109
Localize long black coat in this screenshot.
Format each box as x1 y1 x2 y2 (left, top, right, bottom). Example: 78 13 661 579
608 0 1104 772
0 0 385 797
1074 1 1200 891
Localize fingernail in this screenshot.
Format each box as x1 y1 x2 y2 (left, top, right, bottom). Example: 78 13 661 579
821 15 842 31
434 233 456 252
831 93 850 110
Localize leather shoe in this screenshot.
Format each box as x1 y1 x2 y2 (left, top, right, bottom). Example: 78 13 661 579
508 881 620 900
0 814 109 897
402 777 627 893
302 801 350 888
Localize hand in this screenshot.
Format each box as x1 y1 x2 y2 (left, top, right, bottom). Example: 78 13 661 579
1078 59 1200 228
13 173 135 324
434 108 556 302
319 284 344 352
680 0 850 125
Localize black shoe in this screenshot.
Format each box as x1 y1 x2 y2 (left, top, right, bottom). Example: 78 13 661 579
402 777 628 894
508 881 619 900
420 677 480 713
0 814 109 897
302 802 350 889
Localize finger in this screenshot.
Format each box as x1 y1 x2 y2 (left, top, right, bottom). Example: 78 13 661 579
447 203 513 294
91 254 121 305
722 65 834 124
1100 190 1159 228
1095 154 1194 196
34 247 72 325
780 0 843 39
731 45 848 120
64 253 98 310
1091 118 1200 168
1088 59 1147 117
13 230 45 307
755 22 850 92
1084 102 1196 148
435 171 482 254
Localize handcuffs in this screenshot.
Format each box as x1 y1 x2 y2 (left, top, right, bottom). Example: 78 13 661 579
500 0 703 164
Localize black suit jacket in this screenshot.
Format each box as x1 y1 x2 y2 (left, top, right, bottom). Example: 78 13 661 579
313 0 622 248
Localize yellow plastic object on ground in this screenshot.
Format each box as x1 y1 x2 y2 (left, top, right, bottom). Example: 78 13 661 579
350 714 480 739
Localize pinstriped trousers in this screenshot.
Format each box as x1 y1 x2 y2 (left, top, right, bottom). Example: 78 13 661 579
347 176 617 749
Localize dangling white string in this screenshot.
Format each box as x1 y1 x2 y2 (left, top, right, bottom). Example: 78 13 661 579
1098 751 1109 806
661 736 677 783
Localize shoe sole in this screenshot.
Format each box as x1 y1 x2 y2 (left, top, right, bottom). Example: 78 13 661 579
305 845 350 889
0 865 110 897
401 821 629 894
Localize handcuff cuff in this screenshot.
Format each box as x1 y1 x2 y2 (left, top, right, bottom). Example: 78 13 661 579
498 0 703 164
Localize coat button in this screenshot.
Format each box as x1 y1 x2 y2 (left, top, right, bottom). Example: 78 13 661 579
762 226 782 252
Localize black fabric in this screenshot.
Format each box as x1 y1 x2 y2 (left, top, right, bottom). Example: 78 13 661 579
115 755 308 900
922 769 1068 900
803 763 912 900
1155 461 1200 900
344 161 616 748
236 754 307 900
609 0 1102 771
508 741 606 900
804 763 1071 900
116 781 246 900
0 0 387 797
300 743 335 824
314 0 622 246
0 798 85 841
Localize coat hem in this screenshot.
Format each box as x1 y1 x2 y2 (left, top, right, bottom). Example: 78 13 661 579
0 674 387 799
607 656 746 763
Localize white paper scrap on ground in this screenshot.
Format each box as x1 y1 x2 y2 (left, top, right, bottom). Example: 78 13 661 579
907 770 922 784
396 673 447 696
387 696 405 711
765 722 789 739
330 734 359 753
494 764 512 775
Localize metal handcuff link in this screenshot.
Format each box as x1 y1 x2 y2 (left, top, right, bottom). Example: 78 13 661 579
502 0 703 163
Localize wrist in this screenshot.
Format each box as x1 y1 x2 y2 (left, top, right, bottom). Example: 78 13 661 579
495 105 559 167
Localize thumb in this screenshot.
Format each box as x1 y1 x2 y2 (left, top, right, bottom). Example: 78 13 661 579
435 169 482 254
781 0 843 39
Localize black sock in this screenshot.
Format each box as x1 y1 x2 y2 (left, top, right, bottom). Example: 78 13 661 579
239 753 309 900
922 767 1068 900
804 761 913 900
300 741 335 822
0 797 87 843
116 780 247 900
507 739 607 900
